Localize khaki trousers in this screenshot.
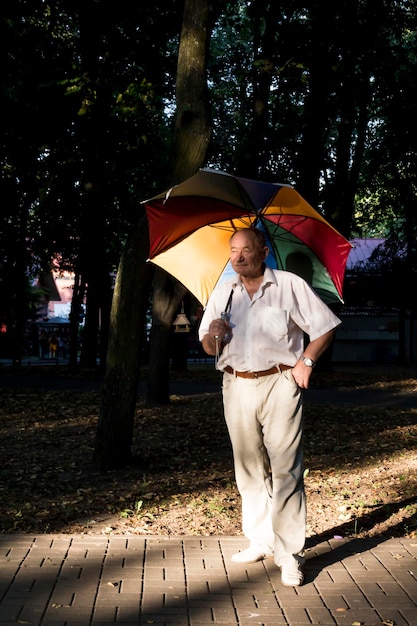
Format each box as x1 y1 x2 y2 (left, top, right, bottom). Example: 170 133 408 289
222 369 306 563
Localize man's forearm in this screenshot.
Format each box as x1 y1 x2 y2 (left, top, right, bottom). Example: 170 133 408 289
303 329 337 362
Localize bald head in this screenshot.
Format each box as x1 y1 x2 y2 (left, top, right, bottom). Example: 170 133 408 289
229 228 269 279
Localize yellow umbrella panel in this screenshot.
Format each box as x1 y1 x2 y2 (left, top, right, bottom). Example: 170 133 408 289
148 217 254 307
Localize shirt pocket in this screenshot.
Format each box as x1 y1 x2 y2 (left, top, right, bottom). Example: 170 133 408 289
259 307 289 339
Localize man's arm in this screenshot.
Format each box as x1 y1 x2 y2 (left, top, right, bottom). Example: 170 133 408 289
291 328 337 389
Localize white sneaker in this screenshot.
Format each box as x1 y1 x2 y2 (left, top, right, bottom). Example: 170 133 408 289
232 546 274 564
279 557 304 586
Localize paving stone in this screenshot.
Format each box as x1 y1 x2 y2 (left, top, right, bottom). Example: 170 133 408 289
1 535 417 625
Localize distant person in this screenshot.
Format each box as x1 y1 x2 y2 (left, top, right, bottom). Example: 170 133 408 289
39 330 49 359
199 228 341 587
58 335 66 359
49 334 58 359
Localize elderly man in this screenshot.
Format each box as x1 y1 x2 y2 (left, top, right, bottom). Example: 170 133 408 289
198 227 341 586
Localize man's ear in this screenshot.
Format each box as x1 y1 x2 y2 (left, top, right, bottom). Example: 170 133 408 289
263 247 269 259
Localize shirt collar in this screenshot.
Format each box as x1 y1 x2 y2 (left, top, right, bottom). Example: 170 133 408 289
231 265 277 289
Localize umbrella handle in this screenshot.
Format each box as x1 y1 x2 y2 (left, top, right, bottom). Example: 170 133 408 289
215 308 231 341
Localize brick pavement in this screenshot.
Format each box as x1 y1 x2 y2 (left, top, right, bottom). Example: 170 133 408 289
1 534 417 625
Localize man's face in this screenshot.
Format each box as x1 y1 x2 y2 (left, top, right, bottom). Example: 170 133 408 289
229 231 268 278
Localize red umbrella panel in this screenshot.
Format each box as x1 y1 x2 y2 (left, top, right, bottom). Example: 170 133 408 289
143 169 352 306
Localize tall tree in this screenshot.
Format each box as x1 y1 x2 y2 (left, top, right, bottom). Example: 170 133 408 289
94 0 214 468
146 0 214 406
94 217 153 470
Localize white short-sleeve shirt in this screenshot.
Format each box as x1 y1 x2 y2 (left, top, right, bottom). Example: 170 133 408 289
198 267 342 371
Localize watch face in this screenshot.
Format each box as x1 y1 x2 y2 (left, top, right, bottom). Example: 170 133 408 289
303 357 314 367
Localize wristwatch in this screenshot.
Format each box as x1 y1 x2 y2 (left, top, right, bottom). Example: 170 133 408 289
301 355 316 368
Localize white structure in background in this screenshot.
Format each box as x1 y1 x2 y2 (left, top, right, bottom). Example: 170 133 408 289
332 238 416 363
47 271 75 319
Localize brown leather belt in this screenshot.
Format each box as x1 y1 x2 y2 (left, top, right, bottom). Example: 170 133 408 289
224 364 292 378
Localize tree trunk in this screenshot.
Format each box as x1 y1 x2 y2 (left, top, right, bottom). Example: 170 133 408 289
146 271 187 406
95 0 214 465
79 262 113 371
296 4 335 207
68 273 85 367
94 218 152 470
146 0 213 405
79 275 100 368
237 1 282 178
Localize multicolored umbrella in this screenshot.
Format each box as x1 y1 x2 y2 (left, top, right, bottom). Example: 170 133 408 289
143 168 352 306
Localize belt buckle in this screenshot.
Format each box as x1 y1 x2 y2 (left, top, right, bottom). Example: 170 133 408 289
253 371 259 378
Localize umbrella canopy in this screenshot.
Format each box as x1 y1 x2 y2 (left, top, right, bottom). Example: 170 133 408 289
143 168 352 306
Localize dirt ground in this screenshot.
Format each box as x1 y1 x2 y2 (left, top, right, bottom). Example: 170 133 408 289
1 363 417 541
